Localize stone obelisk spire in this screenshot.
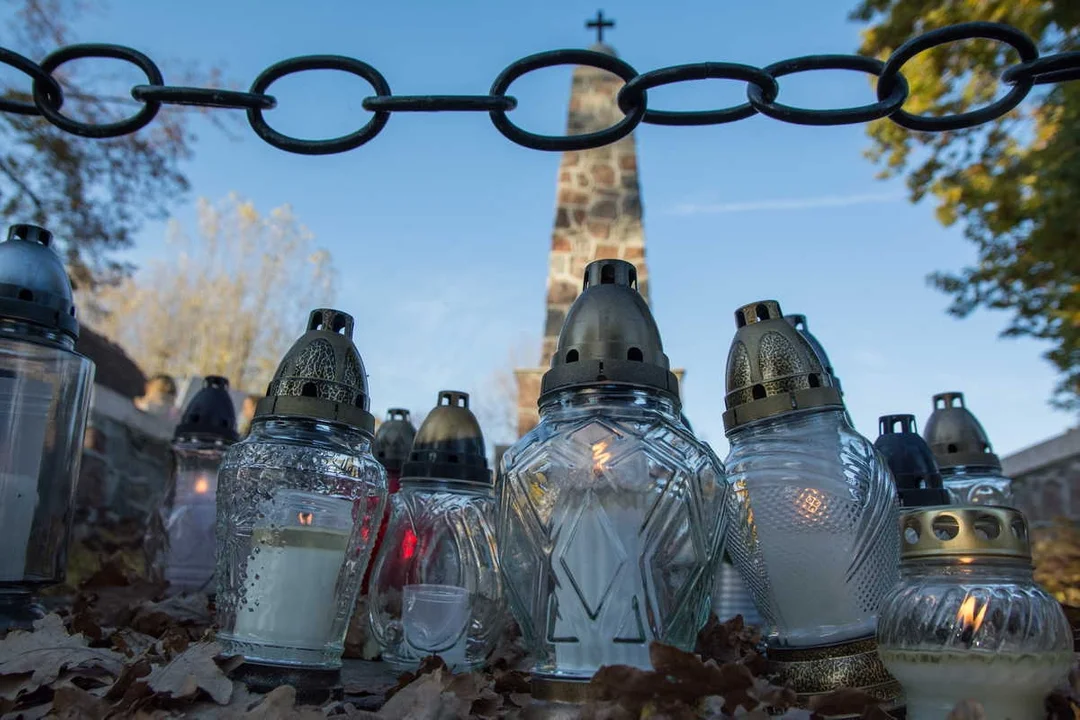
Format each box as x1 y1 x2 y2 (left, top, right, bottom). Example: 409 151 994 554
514 13 658 438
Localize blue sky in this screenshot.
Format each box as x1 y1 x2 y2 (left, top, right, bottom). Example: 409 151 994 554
17 0 1077 457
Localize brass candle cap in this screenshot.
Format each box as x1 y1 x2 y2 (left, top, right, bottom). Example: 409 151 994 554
723 300 843 433
923 391 1002 471
899 505 1031 560
254 308 375 434
766 636 902 712
401 390 490 485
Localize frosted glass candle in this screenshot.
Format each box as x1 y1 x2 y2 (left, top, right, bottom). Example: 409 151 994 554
402 584 469 668
232 526 350 648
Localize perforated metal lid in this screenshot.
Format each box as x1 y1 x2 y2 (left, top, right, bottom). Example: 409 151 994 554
875 414 950 507
540 259 678 401
175 375 238 443
0 224 79 344
923 392 1001 471
401 391 490 485
374 408 417 472
253 309 375 434
723 300 843 432
900 506 1030 560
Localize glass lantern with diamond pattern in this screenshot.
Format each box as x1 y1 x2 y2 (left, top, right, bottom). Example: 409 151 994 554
498 260 728 692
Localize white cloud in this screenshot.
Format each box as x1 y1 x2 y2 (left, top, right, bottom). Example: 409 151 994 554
669 191 904 216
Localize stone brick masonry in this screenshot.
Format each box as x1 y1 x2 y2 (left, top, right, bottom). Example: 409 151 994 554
514 42 662 439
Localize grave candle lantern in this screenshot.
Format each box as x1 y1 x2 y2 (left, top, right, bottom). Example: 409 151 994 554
923 392 1014 506
498 259 728 697
877 506 1073 720
147 376 238 593
363 408 416 594
0 224 94 630
722 300 901 707
874 414 950 508
368 391 500 671
215 309 387 695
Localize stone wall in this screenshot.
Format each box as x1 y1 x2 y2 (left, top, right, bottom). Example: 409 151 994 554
76 383 174 522
1004 428 1080 527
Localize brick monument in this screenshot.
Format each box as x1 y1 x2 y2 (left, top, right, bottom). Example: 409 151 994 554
514 15 681 438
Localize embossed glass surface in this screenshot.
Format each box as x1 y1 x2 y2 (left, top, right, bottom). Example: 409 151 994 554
940 467 1014 506
878 556 1072 720
215 418 387 668
368 482 501 670
725 407 900 648
498 388 728 679
147 443 225 593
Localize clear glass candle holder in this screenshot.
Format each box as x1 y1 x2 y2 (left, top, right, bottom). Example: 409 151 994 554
878 506 1073 720
368 391 501 671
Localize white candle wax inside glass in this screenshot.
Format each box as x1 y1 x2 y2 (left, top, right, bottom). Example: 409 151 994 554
0 375 51 580
552 443 651 673
754 488 865 646
232 524 350 648
403 584 470 668
880 649 1074 720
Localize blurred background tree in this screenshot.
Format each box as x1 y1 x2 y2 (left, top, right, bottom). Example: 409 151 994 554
83 193 337 394
853 0 1080 410
0 0 233 290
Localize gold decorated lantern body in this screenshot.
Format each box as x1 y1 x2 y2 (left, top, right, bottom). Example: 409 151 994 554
722 300 901 704
214 309 387 692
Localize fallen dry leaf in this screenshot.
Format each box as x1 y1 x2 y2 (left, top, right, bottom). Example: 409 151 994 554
239 685 325 719
946 699 986 720
0 614 125 698
50 685 112 720
807 687 881 717
145 641 233 705
376 668 469 720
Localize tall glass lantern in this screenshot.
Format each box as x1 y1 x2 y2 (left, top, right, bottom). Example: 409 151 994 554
499 260 728 699
0 224 94 630
722 300 901 706
363 408 417 594
146 376 238 594
923 392 1014 506
368 391 501 671
215 309 387 697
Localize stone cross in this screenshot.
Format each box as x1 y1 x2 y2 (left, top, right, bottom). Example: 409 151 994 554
586 10 614 44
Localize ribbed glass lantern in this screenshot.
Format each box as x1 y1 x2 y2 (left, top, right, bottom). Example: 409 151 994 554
215 309 387 696
368 391 501 671
0 224 94 630
878 506 1072 720
924 392 1014 506
146 376 238 594
499 260 728 697
722 300 901 706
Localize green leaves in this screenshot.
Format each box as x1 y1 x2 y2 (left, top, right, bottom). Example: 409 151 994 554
854 0 1080 409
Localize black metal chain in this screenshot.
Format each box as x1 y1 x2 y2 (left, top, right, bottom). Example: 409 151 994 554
0 21 1077 155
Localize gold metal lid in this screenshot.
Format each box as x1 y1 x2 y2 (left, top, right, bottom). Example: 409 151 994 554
899 506 1031 560
722 300 843 432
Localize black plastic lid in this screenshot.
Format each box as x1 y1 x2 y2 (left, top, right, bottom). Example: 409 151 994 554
174 375 239 443
875 414 950 507
374 408 417 472
923 392 1001 471
401 391 490 485
540 259 678 401
0 224 79 344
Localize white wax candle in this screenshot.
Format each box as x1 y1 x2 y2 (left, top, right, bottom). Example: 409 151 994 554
232 526 350 647
880 648 1074 720
0 375 51 580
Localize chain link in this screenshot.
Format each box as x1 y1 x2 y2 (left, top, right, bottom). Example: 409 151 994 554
0 21 1077 154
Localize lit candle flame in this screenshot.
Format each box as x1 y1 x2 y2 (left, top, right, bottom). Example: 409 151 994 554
592 440 612 474
297 511 314 526
956 594 988 635
193 476 210 495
